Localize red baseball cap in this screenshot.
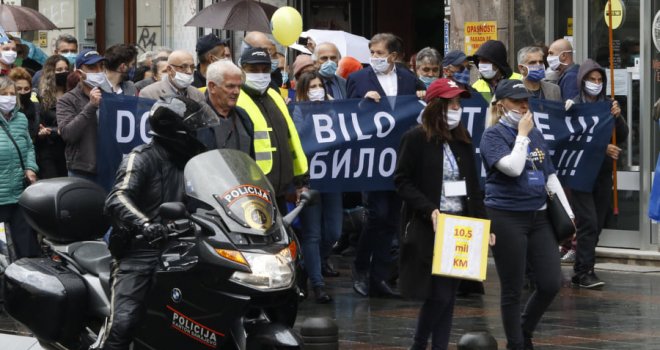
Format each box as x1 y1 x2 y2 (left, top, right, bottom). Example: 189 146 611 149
425 78 470 102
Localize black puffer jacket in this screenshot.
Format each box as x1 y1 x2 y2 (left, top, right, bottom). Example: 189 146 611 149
104 140 186 240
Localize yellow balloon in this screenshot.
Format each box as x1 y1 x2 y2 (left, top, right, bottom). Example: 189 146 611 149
271 7 303 47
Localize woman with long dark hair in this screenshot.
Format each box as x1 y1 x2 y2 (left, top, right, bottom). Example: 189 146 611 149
395 78 486 350
35 54 69 178
293 71 340 303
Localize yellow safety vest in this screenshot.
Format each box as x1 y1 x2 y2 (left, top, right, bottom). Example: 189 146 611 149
237 88 308 176
472 72 523 102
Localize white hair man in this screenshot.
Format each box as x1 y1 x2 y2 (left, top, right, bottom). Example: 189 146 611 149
313 42 347 99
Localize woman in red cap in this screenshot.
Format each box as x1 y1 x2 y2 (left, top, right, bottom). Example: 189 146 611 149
394 78 486 350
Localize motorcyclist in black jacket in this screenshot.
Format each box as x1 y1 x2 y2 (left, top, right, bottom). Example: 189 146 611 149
100 96 215 350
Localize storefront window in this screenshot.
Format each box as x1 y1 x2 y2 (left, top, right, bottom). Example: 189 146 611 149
512 0 546 62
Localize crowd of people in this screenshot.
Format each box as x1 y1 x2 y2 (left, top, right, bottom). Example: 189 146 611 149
0 27 626 350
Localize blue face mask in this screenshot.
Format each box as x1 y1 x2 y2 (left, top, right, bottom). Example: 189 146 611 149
319 60 338 78
419 76 437 89
524 64 545 82
62 52 76 66
453 69 471 85
271 59 279 73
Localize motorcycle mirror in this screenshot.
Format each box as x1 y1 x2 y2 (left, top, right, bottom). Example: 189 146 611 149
159 202 188 220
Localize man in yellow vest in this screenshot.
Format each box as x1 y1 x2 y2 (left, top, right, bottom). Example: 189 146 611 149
236 47 308 213
470 40 523 103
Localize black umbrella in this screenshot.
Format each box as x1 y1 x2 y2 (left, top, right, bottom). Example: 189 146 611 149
185 0 277 33
0 1 58 32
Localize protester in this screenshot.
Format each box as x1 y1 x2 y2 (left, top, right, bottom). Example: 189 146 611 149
346 33 418 298
36 55 70 179
292 71 341 304
568 59 628 289
199 60 253 155
415 47 442 90
313 43 347 99
517 46 561 101
337 56 362 80
0 75 40 259
442 50 472 88
0 36 18 75
32 34 78 87
236 47 308 214
547 38 579 100
243 32 283 89
104 44 138 96
139 50 205 103
102 96 211 350
14 41 41 75
395 78 485 350
480 79 573 350
267 39 287 84
471 40 523 103
193 33 227 88
134 57 168 91
9 67 39 140
56 49 106 180
222 40 232 62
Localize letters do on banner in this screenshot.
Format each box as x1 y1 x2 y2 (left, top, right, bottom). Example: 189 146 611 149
431 214 490 281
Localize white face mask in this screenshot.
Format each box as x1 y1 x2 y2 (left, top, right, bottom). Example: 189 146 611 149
308 87 325 101
0 95 16 113
478 63 497 79
84 71 107 88
546 55 561 71
446 108 462 130
370 56 391 74
584 80 603 96
544 67 560 81
172 71 194 89
0 50 17 65
501 107 523 126
245 73 271 94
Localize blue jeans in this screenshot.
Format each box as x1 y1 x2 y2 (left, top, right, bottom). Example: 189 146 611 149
299 192 343 287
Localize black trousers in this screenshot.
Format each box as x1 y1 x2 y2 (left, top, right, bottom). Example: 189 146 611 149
570 175 611 275
411 276 460 350
0 203 40 260
354 190 400 283
487 208 561 349
101 250 160 350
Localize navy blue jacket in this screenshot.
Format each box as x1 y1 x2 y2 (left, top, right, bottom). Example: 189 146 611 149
346 65 418 99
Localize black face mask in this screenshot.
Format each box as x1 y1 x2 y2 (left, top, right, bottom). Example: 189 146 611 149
19 93 31 106
55 72 68 87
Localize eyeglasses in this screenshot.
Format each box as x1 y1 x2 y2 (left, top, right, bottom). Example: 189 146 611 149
170 63 195 73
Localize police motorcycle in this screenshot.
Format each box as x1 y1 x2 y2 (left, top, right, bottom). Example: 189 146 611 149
3 149 316 350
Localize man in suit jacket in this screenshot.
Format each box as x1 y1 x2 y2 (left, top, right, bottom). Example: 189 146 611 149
346 33 418 298
313 42 348 100
139 50 205 103
517 46 562 102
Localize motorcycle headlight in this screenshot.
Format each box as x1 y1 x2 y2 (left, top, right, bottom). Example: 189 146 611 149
229 244 295 290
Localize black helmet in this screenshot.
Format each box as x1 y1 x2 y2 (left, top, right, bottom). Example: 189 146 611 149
148 95 211 165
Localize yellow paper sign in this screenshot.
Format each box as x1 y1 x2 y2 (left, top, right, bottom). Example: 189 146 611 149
38 32 48 48
604 0 624 29
464 21 497 56
432 214 490 281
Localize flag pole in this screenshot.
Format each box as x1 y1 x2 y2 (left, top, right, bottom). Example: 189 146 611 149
607 0 619 215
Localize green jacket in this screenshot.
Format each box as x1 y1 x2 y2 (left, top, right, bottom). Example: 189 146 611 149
0 109 38 205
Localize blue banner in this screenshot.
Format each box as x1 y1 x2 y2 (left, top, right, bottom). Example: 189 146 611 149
97 92 156 191
290 95 489 192
529 99 614 192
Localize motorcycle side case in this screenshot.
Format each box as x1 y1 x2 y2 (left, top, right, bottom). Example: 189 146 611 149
3 257 88 343
19 177 109 243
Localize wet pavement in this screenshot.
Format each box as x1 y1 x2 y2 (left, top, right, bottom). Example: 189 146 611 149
2 256 660 349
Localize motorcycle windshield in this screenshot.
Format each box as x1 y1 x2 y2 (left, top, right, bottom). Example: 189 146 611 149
184 149 277 233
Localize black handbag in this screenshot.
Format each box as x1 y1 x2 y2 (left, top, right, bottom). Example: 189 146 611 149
1 122 33 188
546 188 575 242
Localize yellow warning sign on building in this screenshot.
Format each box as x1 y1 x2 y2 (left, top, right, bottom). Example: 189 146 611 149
464 21 497 56
39 32 48 48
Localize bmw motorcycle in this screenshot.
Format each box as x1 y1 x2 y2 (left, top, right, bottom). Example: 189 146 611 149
2 149 315 350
